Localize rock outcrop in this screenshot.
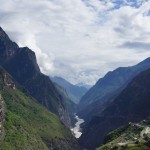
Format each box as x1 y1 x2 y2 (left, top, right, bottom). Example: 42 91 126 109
0 27 71 127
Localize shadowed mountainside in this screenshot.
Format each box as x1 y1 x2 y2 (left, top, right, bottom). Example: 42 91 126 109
79 68 150 150
78 58 150 122
0 27 70 126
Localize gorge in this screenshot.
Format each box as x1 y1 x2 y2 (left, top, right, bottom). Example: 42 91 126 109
0 8 150 149
71 115 85 138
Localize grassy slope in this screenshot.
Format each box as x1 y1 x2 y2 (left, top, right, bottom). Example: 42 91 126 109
0 85 75 150
97 121 150 150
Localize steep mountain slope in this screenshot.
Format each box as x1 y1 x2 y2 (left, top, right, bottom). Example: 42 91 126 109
0 86 5 140
78 89 122 123
0 27 70 126
78 58 150 121
52 76 88 104
79 68 150 150
0 67 80 150
54 82 78 126
97 119 150 150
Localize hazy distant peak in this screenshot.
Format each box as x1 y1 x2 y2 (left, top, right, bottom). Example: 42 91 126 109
76 83 92 90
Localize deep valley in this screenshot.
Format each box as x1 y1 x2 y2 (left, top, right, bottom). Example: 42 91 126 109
0 4 150 149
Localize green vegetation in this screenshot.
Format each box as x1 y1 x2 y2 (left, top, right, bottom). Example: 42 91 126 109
97 121 150 150
103 125 130 143
0 69 77 150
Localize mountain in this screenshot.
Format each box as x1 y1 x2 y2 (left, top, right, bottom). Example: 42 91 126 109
0 67 79 150
78 58 150 121
79 68 150 150
0 27 70 126
54 82 78 126
97 119 150 150
75 83 92 90
52 76 88 104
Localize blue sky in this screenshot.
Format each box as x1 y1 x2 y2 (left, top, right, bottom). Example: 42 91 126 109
0 0 150 85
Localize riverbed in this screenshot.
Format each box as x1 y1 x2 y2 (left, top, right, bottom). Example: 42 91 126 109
71 115 85 138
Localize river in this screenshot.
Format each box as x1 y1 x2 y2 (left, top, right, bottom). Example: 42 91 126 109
71 115 85 138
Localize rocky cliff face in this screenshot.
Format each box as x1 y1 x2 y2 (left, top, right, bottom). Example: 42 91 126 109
79 68 150 150
0 27 70 127
54 82 78 126
0 93 5 140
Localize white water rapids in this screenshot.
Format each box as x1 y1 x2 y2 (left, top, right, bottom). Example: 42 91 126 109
71 115 85 138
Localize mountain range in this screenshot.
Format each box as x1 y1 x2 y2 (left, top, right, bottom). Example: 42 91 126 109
52 76 88 104
79 66 150 150
78 58 150 122
1 25 150 150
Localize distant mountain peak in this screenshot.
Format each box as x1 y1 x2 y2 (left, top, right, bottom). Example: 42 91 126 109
51 76 88 104
79 57 150 113
76 82 92 90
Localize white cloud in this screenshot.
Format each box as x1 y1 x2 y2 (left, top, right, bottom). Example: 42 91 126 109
0 0 150 85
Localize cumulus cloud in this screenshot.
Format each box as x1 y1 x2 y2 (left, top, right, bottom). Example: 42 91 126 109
0 0 150 85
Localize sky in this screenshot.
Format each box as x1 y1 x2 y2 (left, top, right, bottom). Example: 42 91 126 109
0 0 150 85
